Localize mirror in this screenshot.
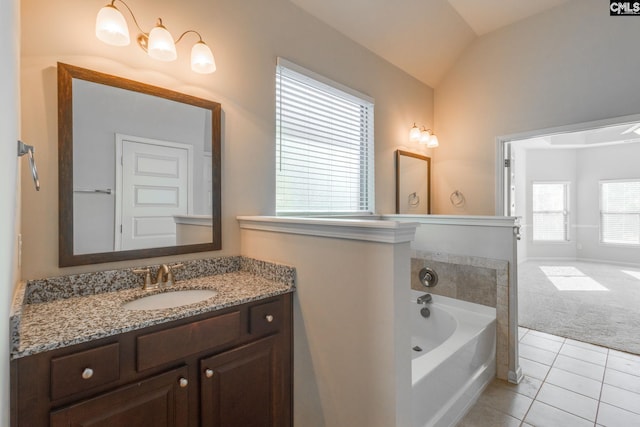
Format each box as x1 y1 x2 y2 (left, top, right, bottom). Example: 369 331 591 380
58 63 221 267
396 150 431 214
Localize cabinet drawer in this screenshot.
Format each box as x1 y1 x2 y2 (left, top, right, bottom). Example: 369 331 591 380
137 311 241 371
50 343 120 400
249 299 282 336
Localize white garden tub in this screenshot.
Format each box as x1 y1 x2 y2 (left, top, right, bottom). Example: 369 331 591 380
410 291 496 427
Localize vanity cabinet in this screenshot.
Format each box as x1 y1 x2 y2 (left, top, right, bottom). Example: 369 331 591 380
11 293 292 427
200 336 278 427
50 366 189 427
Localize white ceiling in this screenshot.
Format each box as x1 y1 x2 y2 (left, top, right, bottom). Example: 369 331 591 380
515 122 640 150
290 0 569 87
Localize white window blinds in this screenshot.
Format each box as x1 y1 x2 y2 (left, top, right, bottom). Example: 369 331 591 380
275 58 374 215
532 182 569 241
600 180 640 245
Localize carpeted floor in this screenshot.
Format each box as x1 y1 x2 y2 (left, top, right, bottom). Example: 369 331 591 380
518 260 640 355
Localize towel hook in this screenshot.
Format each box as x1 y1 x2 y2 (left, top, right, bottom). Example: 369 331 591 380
17 140 40 191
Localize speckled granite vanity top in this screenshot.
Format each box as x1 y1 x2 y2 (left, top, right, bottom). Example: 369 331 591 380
11 256 295 359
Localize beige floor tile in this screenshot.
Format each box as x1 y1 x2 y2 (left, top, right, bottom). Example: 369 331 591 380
520 343 558 365
607 354 640 377
536 383 598 421
600 384 640 415
492 375 543 399
527 329 566 343
597 402 640 427
609 348 640 362
604 367 640 394
524 401 593 427
560 342 608 366
467 334 640 427
520 357 551 380
553 354 605 381
476 383 533 420
565 338 609 354
456 402 521 427
521 333 564 353
546 367 602 399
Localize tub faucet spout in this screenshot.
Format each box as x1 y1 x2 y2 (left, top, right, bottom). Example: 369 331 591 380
417 293 432 305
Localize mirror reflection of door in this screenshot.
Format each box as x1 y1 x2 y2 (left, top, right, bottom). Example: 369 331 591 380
396 150 431 214
115 135 193 251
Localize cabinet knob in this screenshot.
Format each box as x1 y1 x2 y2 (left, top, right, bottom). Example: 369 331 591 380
265 314 274 323
179 377 188 388
81 368 94 380
205 369 214 378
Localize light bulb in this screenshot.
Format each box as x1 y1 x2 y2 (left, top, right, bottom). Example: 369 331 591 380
409 123 421 142
147 22 177 61
95 4 130 46
191 41 216 74
420 128 431 145
427 134 439 148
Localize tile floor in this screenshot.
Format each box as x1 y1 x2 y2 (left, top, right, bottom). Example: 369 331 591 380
456 327 640 427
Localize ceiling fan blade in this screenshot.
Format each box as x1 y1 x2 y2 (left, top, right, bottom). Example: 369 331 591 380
621 123 640 134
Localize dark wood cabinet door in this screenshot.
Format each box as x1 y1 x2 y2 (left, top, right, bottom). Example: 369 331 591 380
200 336 282 427
50 366 189 427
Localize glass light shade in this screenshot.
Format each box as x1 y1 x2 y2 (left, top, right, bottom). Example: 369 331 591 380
427 134 439 148
147 24 177 61
419 129 431 145
191 42 216 74
409 124 421 142
95 4 130 46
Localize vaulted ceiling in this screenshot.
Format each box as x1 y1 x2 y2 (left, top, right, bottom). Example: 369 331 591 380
290 0 569 87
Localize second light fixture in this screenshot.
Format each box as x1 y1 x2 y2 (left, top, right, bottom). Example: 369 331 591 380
409 123 439 148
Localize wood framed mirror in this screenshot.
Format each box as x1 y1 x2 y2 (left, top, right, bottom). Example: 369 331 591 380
395 150 431 214
58 63 221 267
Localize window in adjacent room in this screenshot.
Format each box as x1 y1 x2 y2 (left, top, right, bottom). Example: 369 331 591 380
275 58 374 215
600 180 640 245
532 182 569 242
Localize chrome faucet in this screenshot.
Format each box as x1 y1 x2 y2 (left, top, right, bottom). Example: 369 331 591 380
417 293 432 305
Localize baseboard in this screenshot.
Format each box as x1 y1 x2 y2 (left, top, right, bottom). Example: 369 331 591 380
522 256 640 269
574 257 640 269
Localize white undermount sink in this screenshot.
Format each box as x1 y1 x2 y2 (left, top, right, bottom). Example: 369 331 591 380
122 289 218 311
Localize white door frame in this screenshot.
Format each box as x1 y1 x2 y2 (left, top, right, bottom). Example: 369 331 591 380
494 112 640 384
495 113 640 216
114 134 194 250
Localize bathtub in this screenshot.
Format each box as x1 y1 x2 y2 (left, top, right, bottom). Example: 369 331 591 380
410 290 496 427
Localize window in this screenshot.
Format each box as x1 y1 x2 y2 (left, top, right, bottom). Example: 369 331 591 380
275 58 374 215
600 180 640 245
532 182 569 241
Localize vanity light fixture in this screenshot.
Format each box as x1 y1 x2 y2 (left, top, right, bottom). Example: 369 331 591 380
95 0 216 74
410 124 439 148
409 123 421 143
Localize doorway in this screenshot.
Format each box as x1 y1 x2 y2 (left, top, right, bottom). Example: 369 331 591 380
497 115 640 355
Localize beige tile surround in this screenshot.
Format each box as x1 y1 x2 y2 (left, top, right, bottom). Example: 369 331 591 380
411 250 510 380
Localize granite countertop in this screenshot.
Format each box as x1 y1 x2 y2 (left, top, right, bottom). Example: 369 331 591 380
11 257 295 359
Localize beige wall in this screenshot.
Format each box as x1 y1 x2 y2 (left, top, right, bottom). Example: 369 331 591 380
20 0 434 279
240 228 412 427
1 0 20 423
433 0 640 215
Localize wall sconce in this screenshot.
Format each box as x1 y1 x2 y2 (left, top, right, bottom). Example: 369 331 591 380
95 0 216 74
409 124 439 148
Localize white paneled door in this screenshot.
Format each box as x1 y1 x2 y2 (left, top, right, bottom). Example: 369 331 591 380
115 135 193 250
